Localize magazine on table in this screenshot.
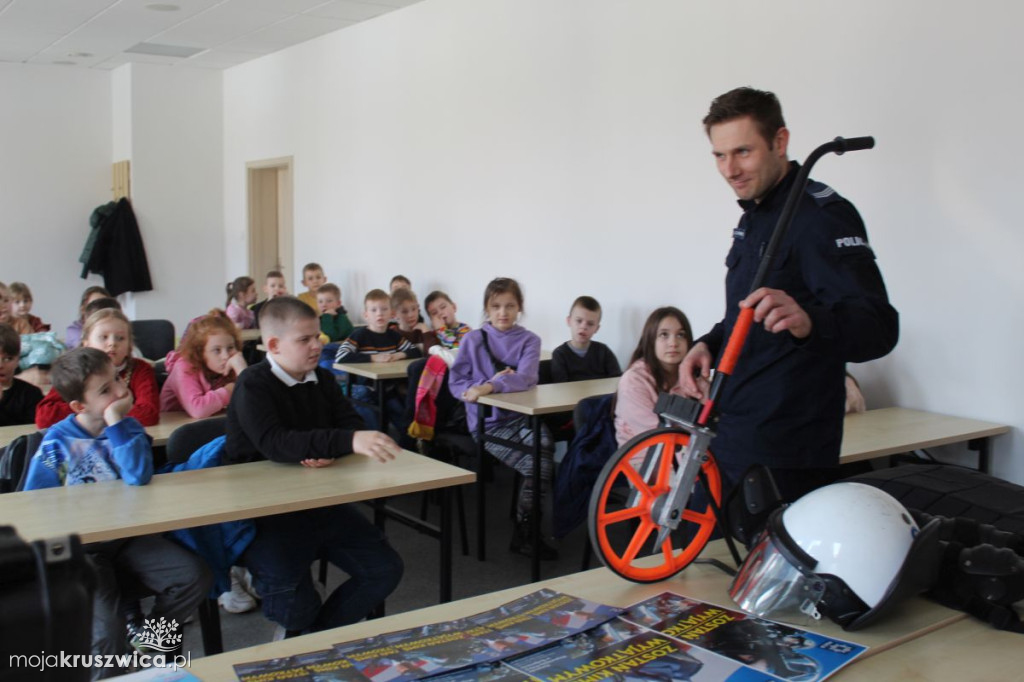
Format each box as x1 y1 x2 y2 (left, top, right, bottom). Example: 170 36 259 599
505 618 759 682
233 589 620 682
233 590 863 682
234 648 366 681
418 661 532 682
335 589 622 682
620 592 865 681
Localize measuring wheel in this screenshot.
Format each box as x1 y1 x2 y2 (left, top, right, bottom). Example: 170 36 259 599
588 427 722 582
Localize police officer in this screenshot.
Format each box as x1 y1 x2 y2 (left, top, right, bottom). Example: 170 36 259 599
680 87 898 502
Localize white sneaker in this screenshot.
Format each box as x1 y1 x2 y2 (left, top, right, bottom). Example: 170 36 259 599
218 567 257 614
235 566 260 600
272 624 288 642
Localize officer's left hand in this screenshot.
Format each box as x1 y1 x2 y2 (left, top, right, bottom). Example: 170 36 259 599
740 288 812 339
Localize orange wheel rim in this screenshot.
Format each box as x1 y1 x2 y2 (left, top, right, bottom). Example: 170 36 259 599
591 429 721 582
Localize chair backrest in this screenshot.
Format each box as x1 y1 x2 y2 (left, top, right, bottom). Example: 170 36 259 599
165 417 227 465
132 319 176 361
538 359 553 385
0 430 45 493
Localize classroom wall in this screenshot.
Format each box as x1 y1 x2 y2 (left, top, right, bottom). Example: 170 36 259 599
222 0 1024 482
120 64 225 333
0 64 112 330
0 63 224 340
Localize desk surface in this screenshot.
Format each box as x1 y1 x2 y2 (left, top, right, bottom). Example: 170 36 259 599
0 409 206 450
840 615 1022 680
476 377 620 416
839 407 1009 463
188 541 963 680
238 329 262 342
333 358 418 381
1 449 475 544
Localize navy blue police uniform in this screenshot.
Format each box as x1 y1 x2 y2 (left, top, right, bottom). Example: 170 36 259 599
698 161 898 500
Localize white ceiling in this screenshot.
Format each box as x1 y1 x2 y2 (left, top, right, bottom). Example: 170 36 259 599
0 0 423 70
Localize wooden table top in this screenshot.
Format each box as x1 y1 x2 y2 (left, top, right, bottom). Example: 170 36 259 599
476 377 620 416
187 540 964 680
836 615 1021 680
0 449 475 544
0 409 209 450
333 358 418 381
5 405 1008 470
839 407 1009 463
238 328 262 342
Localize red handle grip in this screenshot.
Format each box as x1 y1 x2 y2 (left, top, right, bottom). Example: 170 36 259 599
717 307 754 376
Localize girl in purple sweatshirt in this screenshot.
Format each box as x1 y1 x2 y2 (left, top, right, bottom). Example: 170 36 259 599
448 277 557 560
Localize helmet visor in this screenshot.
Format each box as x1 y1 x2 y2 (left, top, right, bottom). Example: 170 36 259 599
729 530 826 624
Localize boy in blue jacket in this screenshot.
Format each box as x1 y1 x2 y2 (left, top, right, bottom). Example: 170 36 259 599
25 347 211 677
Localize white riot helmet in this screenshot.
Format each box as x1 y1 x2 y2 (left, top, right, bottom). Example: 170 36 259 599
729 482 940 630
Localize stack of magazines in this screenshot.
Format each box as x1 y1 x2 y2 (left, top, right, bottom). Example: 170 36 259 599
234 589 865 682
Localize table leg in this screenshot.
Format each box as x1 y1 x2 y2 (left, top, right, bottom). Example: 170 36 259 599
476 409 487 562
376 378 387 434
371 495 387 618
198 597 223 655
968 437 991 473
530 414 541 583
441 486 452 603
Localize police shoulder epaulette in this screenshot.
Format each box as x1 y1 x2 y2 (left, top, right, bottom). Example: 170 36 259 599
805 180 843 206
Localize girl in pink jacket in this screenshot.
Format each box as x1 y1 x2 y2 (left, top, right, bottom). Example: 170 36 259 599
160 311 247 418
614 307 694 447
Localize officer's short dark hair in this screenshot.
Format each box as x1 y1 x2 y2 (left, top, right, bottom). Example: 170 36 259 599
703 87 786 146
52 347 112 404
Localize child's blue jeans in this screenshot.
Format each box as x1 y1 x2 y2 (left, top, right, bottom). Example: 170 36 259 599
242 504 403 633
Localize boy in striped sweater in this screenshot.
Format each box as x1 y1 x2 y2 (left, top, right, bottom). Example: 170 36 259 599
335 289 421 431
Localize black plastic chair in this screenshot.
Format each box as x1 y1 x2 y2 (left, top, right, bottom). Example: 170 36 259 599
165 417 227 465
132 319 176 361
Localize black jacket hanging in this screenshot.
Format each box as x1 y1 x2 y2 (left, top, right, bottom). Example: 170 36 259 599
80 197 153 296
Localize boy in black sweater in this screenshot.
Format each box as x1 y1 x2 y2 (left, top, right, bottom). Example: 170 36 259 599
334 288 422 432
550 296 622 383
0 323 43 425
226 296 404 638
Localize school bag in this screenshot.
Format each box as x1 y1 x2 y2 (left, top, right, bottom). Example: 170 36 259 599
18 332 64 370
0 431 44 494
